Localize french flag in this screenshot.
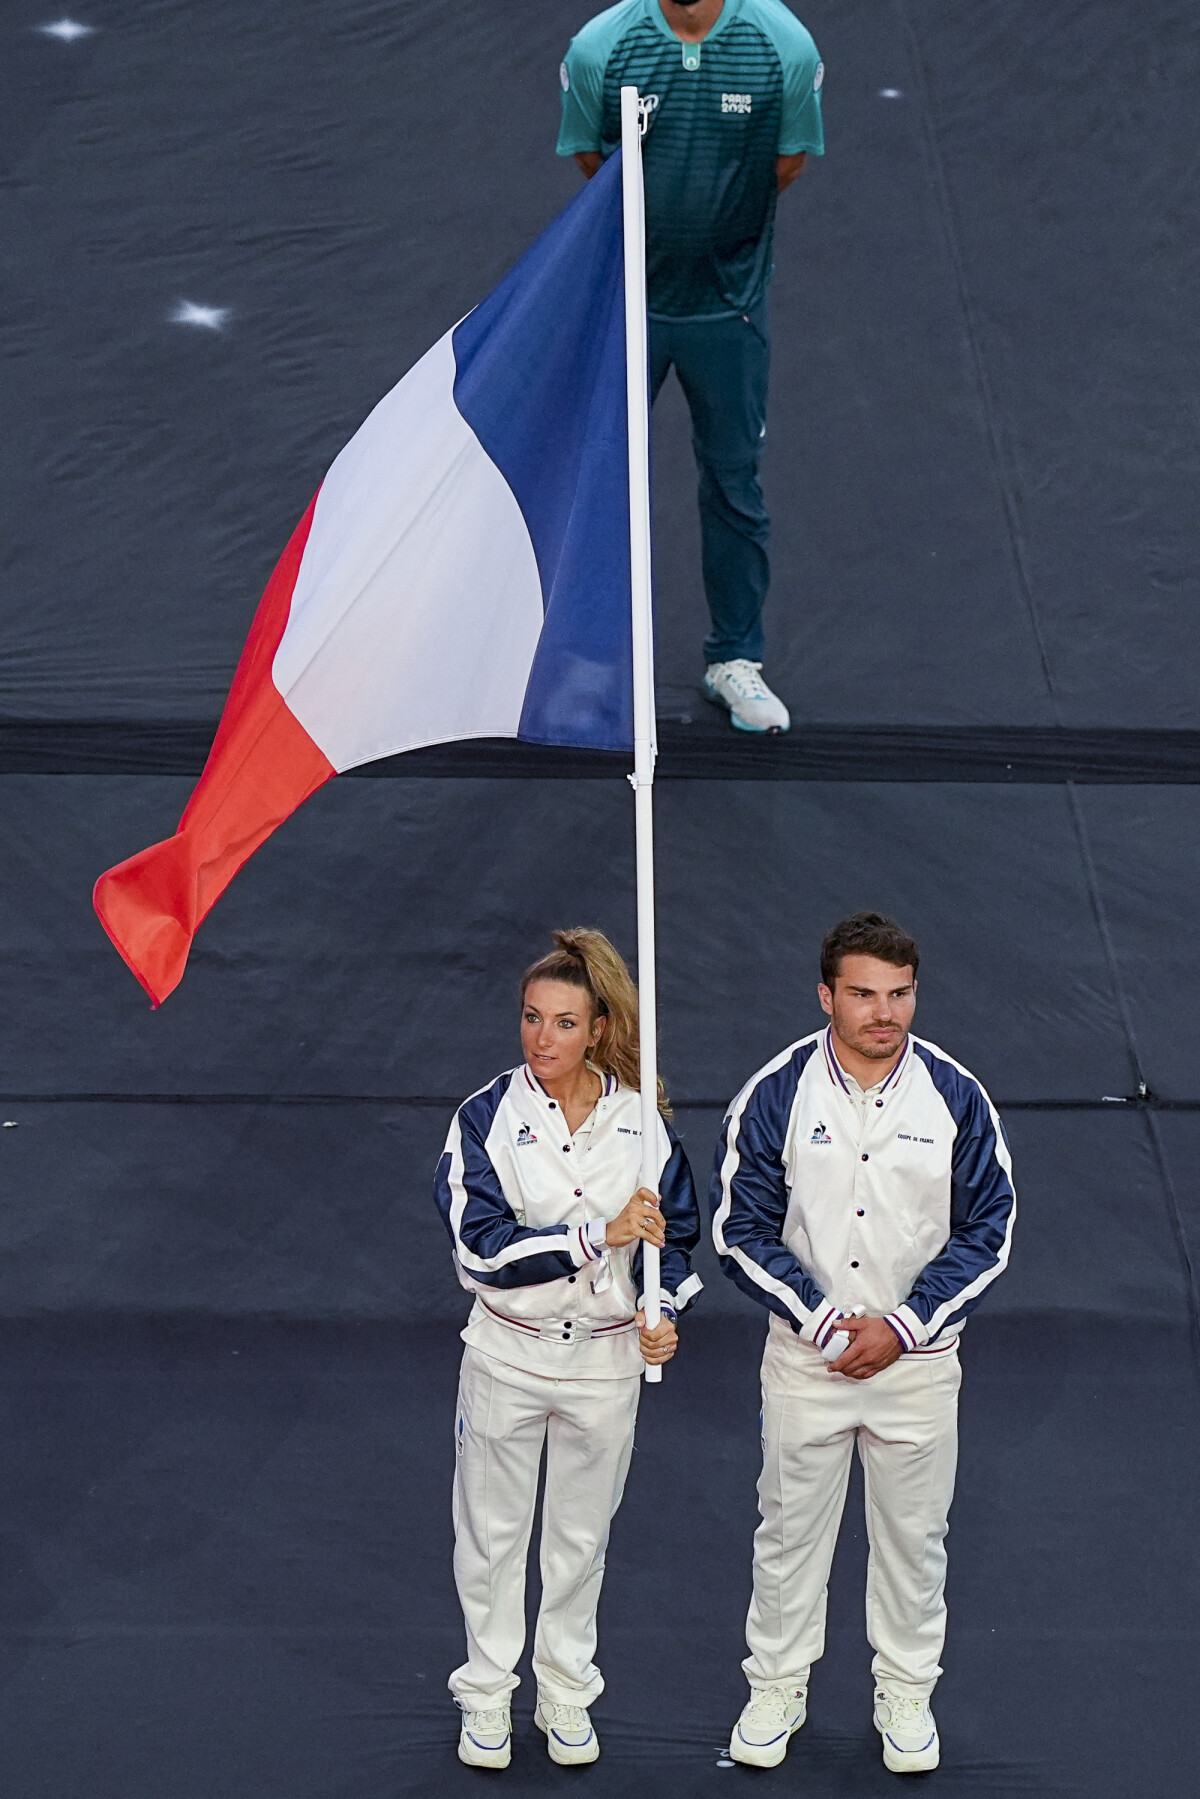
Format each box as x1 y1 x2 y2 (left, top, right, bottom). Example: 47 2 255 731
94 157 633 1007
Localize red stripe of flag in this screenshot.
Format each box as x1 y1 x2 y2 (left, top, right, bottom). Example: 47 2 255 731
92 495 334 1007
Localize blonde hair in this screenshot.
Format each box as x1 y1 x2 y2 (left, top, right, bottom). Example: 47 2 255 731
520 927 670 1113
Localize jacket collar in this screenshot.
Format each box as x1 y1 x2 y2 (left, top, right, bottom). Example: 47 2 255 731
822 1027 910 1103
520 1064 617 1103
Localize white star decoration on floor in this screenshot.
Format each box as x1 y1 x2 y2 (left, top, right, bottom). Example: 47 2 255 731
879 87 903 99
39 19 94 39
169 301 231 331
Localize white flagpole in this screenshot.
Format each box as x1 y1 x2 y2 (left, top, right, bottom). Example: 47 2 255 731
620 86 663 1384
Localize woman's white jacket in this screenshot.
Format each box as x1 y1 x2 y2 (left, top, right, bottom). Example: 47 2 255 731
435 1065 701 1378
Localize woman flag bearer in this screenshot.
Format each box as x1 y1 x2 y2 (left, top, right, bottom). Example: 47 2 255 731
434 928 702 1770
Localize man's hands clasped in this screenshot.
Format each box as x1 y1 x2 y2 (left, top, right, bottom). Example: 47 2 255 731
605 1189 677 1366
827 1314 903 1380
602 1195 905 1375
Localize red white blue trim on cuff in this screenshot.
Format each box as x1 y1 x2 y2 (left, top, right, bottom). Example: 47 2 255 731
575 1224 602 1265
884 1310 918 1352
811 1302 843 1350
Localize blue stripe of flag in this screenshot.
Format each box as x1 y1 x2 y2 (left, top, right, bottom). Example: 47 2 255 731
451 154 633 754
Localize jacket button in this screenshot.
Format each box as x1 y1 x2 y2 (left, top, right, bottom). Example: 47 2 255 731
850 1260 859 1268
574 1189 583 1197
548 1101 556 1109
563 1144 571 1153
562 1331 571 1340
861 1153 869 1162
568 1275 577 1284
856 1208 865 1217
875 1099 884 1108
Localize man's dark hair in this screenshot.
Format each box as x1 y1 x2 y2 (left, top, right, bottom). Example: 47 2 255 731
820 912 919 989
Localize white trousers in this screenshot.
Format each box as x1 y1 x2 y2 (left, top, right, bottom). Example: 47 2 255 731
449 1345 640 1712
744 1321 961 1700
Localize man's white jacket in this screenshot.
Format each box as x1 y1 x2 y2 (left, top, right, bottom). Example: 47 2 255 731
435 1065 701 1376
711 1030 1015 1354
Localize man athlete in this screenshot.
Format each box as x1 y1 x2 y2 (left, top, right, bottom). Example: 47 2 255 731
711 912 1016 1772
557 0 824 735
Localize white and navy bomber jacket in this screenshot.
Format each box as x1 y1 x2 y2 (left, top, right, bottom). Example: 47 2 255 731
435 1065 702 1378
711 1030 1015 1355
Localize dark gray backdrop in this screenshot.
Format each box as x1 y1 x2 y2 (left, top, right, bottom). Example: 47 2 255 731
1 2 1197 1794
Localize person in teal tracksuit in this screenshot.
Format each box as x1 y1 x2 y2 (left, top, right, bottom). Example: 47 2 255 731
558 0 824 735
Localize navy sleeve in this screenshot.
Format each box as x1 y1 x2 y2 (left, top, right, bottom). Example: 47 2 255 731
634 1119 702 1312
434 1084 598 1290
710 1048 841 1345
889 1055 1016 1348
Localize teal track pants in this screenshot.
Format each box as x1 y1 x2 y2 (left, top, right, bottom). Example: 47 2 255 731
649 300 771 667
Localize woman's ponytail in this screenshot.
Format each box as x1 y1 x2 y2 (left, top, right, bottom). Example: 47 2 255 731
520 927 670 1113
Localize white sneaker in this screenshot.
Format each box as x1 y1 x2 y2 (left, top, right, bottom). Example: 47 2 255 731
873 1688 940 1772
728 1683 808 1767
457 1704 512 1769
703 660 791 734
535 1696 599 1765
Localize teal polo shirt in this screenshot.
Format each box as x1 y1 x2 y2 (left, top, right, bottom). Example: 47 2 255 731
557 0 824 321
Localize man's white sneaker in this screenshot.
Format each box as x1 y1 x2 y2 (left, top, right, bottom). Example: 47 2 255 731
873 1688 940 1773
703 660 791 734
457 1704 512 1769
728 1683 808 1767
535 1696 599 1765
